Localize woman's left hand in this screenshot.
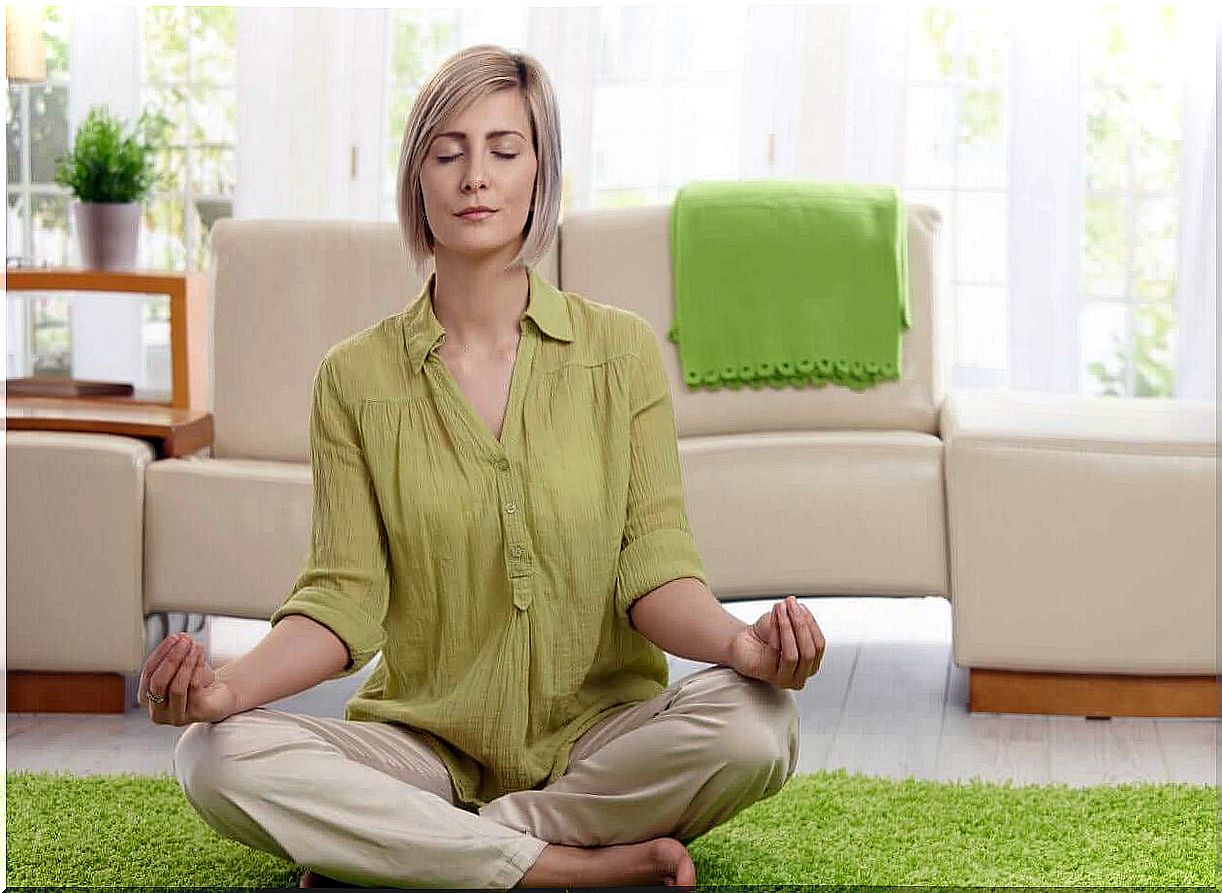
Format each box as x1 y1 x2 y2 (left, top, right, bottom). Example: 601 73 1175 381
728 596 826 690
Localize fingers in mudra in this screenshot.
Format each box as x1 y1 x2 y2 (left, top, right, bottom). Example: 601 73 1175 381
775 598 825 689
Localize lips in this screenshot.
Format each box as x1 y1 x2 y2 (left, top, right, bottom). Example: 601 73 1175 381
457 207 496 218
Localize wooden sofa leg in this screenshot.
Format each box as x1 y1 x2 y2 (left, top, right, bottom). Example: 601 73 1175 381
7 671 127 714
969 668 1219 718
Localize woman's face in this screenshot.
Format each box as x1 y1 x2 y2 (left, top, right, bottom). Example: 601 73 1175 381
419 88 539 262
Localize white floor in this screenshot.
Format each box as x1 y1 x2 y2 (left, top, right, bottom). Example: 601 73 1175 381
6 596 1216 787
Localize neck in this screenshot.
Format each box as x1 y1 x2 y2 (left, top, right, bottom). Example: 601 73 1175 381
431 245 529 356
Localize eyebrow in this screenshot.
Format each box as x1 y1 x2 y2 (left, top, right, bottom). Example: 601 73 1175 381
432 129 526 142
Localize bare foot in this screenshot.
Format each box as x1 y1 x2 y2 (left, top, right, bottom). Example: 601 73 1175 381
298 868 359 888
655 838 698 886
516 836 696 887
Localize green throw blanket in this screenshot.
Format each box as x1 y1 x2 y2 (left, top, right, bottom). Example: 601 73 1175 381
667 180 910 392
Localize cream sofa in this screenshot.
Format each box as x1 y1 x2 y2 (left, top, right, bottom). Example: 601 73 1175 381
8 203 1217 717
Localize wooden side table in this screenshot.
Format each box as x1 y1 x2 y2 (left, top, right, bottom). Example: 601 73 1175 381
6 397 214 459
6 267 209 410
6 266 214 457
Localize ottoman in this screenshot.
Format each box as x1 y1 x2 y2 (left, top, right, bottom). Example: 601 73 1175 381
940 388 1217 718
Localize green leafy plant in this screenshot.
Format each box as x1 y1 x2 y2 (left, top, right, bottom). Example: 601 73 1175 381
53 105 173 204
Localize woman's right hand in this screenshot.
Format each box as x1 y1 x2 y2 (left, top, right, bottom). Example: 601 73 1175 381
138 632 238 725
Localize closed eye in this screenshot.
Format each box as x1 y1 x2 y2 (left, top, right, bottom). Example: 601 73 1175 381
436 152 518 162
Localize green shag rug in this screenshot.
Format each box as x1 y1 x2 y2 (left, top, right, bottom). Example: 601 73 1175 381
5 769 1217 889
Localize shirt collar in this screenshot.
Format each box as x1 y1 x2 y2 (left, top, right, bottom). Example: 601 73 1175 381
402 265 574 373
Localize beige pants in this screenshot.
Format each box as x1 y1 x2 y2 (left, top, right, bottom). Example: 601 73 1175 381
173 665 800 888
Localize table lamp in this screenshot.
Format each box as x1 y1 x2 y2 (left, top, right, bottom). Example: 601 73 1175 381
6 4 47 84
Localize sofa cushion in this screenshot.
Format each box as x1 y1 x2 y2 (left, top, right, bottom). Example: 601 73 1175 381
681 430 948 599
144 455 313 618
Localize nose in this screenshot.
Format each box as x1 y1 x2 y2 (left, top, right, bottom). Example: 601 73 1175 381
461 160 486 193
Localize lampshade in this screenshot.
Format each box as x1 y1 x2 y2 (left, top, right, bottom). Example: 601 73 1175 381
6 5 47 84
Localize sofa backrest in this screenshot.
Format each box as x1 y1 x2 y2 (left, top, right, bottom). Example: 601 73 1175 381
207 199 942 461
559 201 945 436
207 218 558 461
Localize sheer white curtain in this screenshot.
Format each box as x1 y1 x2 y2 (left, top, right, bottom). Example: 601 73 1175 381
67 6 139 139
233 7 385 220
1173 6 1217 401
522 7 600 206
841 3 1215 401
1006 4 1087 395
235 6 785 217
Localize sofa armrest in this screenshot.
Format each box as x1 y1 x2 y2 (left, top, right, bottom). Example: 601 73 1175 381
940 387 1216 456
7 431 154 675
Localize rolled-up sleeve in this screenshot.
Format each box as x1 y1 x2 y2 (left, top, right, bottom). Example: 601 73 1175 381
269 353 389 680
614 315 708 626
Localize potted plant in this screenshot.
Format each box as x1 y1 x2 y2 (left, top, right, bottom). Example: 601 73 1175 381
53 104 172 270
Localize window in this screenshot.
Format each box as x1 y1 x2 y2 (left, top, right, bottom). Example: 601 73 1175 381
382 8 464 222
380 6 753 220
6 7 238 274
6 7 237 382
6 5 72 267
904 5 1013 392
588 5 746 209
139 5 237 273
905 4 1188 398
1078 4 1183 398
6 6 72 379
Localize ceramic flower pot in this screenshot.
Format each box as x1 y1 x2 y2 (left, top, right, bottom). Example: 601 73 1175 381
72 200 141 270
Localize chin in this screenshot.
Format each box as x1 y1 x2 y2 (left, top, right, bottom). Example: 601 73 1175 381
444 231 518 254
442 243 514 263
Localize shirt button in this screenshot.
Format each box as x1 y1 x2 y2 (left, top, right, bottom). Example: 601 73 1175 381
495 457 509 471
510 545 524 558
504 501 517 514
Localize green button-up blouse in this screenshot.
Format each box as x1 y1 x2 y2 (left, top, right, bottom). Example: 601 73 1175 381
268 265 708 809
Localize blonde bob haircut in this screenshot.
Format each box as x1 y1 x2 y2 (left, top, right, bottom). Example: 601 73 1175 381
395 44 563 277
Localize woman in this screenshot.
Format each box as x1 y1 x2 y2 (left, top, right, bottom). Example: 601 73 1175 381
141 44 824 889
